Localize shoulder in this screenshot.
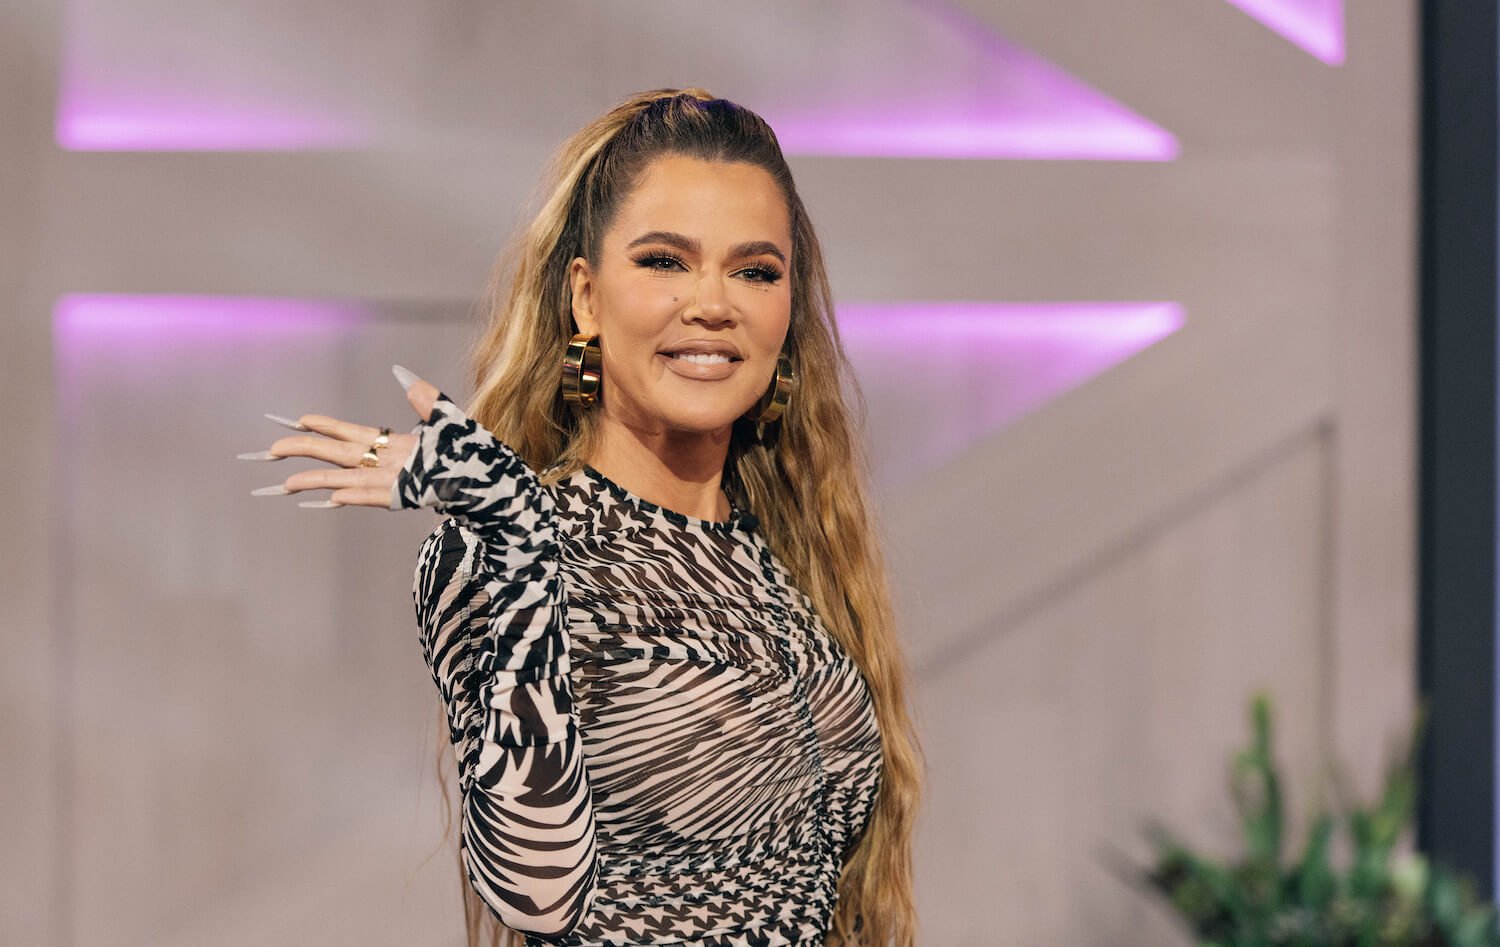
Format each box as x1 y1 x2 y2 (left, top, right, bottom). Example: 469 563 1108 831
415 517 479 580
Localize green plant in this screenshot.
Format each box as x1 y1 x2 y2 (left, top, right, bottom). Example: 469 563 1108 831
1126 692 1499 946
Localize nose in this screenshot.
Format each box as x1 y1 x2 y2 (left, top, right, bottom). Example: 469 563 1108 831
684 272 734 325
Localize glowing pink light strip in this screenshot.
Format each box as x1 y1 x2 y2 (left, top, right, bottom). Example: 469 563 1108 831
51 294 375 454
54 0 365 151
56 107 365 151
838 300 1184 349
770 0 1177 159
53 294 371 343
1221 0 1345 65
55 0 1174 157
50 295 1184 490
774 112 1177 161
836 301 1186 484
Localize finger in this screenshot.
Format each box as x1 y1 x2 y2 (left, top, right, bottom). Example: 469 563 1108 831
392 364 448 422
281 465 391 494
250 467 376 496
299 486 393 509
287 412 392 447
261 433 374 467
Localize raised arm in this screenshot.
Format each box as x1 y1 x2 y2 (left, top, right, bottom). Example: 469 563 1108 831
393 390 599 937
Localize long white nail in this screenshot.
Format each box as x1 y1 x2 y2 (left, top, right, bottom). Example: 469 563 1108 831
392 364 420 392
299 499 342 508
264 413 309 431
250 484 289 496
237 450 281 460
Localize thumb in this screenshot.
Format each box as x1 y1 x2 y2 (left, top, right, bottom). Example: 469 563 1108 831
391 364 444 422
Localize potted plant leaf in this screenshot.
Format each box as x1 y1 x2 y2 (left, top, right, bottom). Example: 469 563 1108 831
1112 692 1500 946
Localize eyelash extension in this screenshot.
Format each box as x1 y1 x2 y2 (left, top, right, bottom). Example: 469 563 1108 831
630 251 784 284
744 263 784 283
630 251 688 272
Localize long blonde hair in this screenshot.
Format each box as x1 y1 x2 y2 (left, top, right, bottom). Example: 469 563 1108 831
430 87 923 946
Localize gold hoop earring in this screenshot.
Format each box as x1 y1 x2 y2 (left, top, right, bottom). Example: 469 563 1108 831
561 332 602 407
744 354 794 423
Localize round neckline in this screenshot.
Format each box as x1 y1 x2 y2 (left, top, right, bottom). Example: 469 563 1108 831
579 463 755 534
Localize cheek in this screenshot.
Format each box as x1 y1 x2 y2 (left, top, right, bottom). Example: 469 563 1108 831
598 299 670 366
757 306 792 354
600 324 672 404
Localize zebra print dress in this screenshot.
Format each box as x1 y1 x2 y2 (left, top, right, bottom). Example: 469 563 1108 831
390 388 884 946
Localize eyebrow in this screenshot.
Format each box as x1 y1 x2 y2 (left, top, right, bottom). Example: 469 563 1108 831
624 230 788 266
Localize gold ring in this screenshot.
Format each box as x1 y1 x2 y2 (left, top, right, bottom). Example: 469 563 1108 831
359 427 392 467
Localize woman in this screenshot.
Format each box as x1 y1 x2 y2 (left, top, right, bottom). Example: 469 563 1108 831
242 88 922 946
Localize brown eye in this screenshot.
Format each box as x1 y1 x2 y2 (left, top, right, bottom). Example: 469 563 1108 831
632 252 686 272
741 264 783 284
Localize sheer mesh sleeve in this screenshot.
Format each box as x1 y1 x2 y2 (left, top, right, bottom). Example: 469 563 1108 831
392 391 599 938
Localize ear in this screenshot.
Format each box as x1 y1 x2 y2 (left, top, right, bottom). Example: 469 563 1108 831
569 256 599 337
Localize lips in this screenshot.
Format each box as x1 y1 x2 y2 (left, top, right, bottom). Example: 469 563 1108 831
658 339 744 360
657 351 742 381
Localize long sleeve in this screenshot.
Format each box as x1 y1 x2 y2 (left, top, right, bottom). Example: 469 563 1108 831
391 390 600 938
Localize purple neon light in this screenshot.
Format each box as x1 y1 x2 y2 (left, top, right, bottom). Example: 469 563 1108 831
773 106 1177 160
837 301 1185 487
54 294 370 345
1221 0 1345 65
54 0 365 151
769 3 1177 159
56 104 364 152
53 294 376 445
54 293 370 387
51 294 1183 491
56 0 1174 158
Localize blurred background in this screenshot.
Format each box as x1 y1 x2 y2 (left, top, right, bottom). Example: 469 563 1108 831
8 0 1483 944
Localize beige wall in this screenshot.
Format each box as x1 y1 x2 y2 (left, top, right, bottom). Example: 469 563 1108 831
0 1 1417 944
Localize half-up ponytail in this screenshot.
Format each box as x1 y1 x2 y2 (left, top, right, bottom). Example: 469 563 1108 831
432 87 923 947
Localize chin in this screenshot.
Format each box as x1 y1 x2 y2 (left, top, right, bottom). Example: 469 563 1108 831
665 418 740 436
660 406 747 435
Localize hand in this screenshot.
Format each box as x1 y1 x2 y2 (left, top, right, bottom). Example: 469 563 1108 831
239 364 446 509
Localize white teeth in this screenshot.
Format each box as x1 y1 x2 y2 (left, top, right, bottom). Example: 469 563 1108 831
669 352 732 364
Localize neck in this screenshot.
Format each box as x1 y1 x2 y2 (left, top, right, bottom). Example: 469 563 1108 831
585 415 733 523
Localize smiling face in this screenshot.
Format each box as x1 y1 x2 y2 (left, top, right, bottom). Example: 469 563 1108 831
568 155 793 441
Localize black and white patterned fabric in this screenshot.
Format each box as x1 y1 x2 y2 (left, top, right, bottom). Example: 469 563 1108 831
390 390 884 946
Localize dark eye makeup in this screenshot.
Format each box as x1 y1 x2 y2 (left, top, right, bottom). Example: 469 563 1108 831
629 250 784 285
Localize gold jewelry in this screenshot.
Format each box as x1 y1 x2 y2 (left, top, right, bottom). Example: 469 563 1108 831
358 427 392 467
561 332 603 407
744 354 794 423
